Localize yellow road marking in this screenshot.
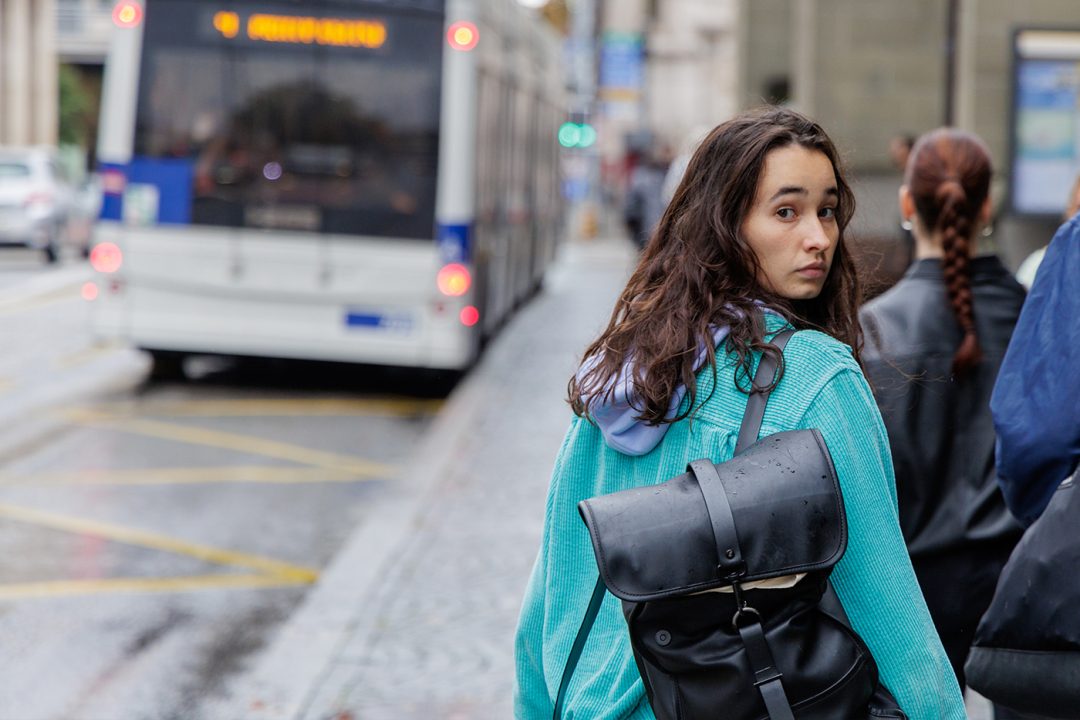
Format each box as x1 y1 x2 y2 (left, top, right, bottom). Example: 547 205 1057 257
0 464 372 487
54 341 125 370
0 503 318 584
80 397 443 418
0 284 81 315
0 574 311 600
65 413 399 476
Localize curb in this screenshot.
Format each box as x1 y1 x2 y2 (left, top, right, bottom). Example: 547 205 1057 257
218 357 494 719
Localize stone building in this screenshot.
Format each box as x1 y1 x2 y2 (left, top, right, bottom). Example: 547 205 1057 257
0 0 58 145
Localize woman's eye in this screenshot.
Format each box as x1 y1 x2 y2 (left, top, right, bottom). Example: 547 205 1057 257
776 207 796 220
819 207 837 219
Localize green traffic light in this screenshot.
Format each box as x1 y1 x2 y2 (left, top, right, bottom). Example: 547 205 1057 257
559 121 597 148
558 122 582 148
578 124 597 148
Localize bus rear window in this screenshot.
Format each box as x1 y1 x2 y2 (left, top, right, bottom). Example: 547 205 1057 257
133 0 443 239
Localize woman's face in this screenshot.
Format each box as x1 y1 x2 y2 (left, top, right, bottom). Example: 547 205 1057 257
740 145 840 300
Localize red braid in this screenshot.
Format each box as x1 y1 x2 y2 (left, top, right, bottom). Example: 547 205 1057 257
936 180 982 375
905 130 992 378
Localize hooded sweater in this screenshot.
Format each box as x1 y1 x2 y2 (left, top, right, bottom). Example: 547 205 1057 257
514 317 966 719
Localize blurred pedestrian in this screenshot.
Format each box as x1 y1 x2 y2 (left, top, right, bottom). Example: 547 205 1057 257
860 129 1025 709
622 144 671 249
515 107 964 719
991 213 1080 527
974 214 1080 720
660 124 712 206
1015 173 1080 288
889 133 916 172
891 133 918 267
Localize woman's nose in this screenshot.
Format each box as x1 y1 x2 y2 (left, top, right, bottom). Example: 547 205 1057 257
804 219 833 252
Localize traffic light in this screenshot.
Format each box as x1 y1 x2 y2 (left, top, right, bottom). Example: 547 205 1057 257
558 121 596 149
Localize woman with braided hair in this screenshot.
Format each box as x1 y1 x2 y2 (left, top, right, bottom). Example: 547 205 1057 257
860 128 1025 710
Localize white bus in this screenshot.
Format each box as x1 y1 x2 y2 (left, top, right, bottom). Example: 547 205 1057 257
90 0 565 376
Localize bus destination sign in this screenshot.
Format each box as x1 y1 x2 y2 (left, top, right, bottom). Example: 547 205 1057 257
211 10 387 49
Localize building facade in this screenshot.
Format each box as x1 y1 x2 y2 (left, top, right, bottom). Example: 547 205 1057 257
0 0 58 145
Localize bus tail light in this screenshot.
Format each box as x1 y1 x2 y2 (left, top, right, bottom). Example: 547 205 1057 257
81 282 99 301
459 306 480 327
90 242 124 273
112 1 143 28
436 263 471 296
447 21 479 51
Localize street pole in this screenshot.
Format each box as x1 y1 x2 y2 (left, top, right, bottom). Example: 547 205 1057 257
945 0 960 125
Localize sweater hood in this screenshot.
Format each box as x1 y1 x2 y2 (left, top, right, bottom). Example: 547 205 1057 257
579 307 786 456
577 326 736 456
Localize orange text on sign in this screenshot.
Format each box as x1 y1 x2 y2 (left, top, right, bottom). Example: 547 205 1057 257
209 13 387 48
213 11 240 38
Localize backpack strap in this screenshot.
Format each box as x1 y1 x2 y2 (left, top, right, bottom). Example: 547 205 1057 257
552 574 607 719
736 612 797 720
693 327 796 582
732 328 798 720
736 328 796 454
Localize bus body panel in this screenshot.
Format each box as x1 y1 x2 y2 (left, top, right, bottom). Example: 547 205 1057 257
93 223 476 368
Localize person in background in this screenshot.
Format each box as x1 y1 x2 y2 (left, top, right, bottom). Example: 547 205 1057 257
891 133 918 267
623 144 672 249
514 107 964 719
860 129 1025 714
889 133 916 173
983 212 1080 720
660 124 712 206
1015 173 1080 288
992 213 1080 527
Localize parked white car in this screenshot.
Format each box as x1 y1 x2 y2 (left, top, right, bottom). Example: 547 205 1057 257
0 146 79 262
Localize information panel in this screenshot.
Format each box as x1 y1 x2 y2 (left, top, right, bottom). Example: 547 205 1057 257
1011 29 1080 216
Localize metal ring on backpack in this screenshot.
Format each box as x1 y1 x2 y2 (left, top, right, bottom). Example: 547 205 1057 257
732 605 762 631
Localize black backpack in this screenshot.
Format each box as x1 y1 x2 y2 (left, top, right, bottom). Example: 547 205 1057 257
965 468 1080 718
555 330 907 720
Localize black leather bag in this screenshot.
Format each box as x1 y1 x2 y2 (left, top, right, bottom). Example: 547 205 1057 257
965 468 1080 718
554 331 906 720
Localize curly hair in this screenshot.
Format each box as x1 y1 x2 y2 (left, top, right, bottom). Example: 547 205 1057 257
568 107 862 425
905 128 992 377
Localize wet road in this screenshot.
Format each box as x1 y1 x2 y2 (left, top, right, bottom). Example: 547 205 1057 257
0 252 446 719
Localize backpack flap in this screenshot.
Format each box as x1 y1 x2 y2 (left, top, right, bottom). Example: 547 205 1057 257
578 429 846 602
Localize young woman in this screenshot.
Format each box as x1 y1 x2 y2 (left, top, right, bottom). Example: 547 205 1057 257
860 129 1026 713
514 108 964 719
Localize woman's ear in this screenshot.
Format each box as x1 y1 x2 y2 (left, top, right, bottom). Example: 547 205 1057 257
898 186 916 224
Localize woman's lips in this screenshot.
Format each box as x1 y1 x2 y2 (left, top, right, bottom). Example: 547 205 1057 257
796 264 827 279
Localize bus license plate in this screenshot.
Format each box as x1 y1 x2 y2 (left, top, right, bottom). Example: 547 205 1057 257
344 310 413 333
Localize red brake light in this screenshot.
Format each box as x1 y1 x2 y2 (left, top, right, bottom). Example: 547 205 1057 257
90 243 123 274
436 263 471 296
459 306 480 327
81 282 100 301
447 21 479 51
112 1 143 28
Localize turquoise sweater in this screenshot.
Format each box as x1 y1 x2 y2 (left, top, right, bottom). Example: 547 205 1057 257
514 325 966 719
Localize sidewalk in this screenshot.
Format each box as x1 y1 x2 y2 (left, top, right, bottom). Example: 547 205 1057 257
217 235 639 720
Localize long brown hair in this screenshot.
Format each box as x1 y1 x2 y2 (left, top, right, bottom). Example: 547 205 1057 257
905 128 992 377
569 107 861 425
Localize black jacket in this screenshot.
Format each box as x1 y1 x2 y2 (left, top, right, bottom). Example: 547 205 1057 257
860 256 1025 558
